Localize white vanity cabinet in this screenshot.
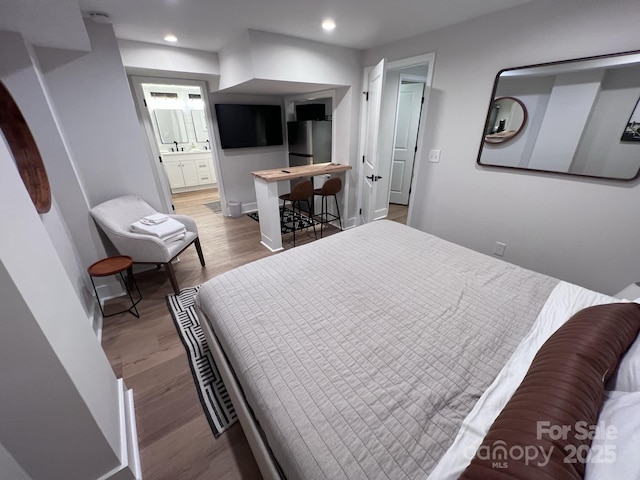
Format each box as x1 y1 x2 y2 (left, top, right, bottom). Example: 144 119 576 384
162 152 217 192
194 158 213 184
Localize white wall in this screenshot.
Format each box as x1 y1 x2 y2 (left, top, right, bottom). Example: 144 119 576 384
0 30 100 315
246 30 362 87
41 200 94 313
118 39 220 89
218 31 254 90
0 133 124 479
36 20 164 210
364 0 640 295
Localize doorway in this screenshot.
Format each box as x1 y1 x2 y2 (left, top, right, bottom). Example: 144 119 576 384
389 75 426 207
130 77 224 214
358 53 434 226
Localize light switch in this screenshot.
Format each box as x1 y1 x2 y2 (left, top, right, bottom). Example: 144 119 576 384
428 149 441 163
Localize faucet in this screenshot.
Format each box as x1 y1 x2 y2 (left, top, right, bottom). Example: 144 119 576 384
174 141 179 151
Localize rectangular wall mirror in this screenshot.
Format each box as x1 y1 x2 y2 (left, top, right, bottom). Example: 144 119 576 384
154 109 188 144
477 50 640 180
191 110 209 143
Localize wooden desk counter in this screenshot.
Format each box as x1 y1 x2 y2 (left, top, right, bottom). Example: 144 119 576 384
252 162 352 251
252 162 352 182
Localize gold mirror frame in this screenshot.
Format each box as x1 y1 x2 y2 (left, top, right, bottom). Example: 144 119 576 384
0 81 51 213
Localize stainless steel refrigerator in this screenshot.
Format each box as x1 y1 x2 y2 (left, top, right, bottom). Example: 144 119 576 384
287 120 332 168
286 120 331 212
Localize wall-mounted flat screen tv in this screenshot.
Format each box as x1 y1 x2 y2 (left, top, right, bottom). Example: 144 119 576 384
214 104 283 149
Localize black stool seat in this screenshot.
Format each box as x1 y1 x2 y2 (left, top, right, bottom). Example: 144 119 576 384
313 177 342 238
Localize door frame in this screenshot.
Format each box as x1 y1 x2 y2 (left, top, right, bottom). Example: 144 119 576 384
129 76 227 214
356 52 435 226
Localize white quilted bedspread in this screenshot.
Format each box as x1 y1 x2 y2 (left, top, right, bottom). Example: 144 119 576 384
196 220 558 479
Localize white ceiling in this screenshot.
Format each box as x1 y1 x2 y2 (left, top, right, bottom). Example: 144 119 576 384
0 0 90 51
0 0 536 96
76 0 536 52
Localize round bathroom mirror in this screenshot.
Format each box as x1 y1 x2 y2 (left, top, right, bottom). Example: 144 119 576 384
484 96 527 145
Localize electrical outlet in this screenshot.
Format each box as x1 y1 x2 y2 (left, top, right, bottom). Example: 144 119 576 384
428 149 441 163
494 242 507 257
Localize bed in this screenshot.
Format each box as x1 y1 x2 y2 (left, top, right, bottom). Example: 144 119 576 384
195 220 640 479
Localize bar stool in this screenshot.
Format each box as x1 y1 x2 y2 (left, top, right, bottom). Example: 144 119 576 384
313 177 342 238
279 179 317 247
88 255 142 318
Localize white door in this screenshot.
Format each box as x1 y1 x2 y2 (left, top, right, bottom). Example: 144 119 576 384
361 58 386 223
389 82 424 205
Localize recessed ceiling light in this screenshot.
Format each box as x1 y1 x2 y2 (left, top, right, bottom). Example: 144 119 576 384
164 34 178 43
88 12 111 24
322 19 336 31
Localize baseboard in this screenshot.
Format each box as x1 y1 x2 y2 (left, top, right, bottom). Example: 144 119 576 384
97 379 142 480
124 387 142 479
241 202 257 214
94 281 126 304
89 298 103 342
344 216 358 229
170 182 218 194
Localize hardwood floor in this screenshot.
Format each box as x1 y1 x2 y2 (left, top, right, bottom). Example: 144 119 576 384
100 188 409 480
388 202 409 224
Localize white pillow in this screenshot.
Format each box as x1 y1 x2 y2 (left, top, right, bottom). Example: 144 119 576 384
584 391 640 479
607 307 640 392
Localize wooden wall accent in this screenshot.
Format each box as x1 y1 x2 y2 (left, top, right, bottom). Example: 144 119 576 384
0 81 51 213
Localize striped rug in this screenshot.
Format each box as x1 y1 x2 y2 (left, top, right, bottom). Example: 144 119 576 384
166 286 237 437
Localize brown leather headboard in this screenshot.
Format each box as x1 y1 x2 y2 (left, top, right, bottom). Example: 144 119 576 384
460 302 640 480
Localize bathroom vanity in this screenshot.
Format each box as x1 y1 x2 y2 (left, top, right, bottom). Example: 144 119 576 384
161 151 217 192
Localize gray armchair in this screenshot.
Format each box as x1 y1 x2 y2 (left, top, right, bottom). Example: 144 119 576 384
90 195 205 294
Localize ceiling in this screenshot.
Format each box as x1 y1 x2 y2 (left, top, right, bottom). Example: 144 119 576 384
75 0 536 52
0 0 536 96
0 0 89 51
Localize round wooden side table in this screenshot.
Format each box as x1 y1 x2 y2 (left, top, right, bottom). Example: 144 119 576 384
88 255 142 318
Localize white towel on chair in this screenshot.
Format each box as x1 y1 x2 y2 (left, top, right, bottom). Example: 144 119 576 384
140 213 169 225
130 218 186 239
163 232 186 244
